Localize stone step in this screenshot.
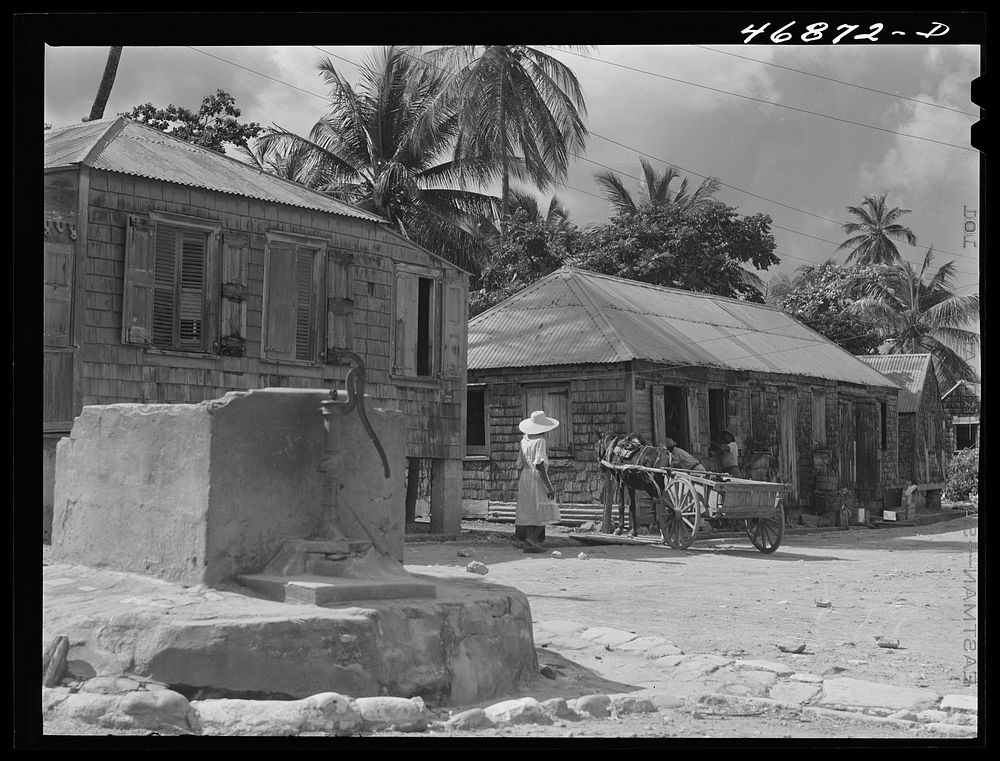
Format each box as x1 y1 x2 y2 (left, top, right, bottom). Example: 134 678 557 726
238 573 437 606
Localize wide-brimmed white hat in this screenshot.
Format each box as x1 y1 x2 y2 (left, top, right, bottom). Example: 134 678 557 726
519 410 560 434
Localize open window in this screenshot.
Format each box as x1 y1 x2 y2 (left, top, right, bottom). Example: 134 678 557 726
393 264 438 378
122 212 220 352
466 384 489 457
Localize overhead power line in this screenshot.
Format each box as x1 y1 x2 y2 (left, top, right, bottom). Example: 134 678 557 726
693 45 980 119
551 47 977 154
184 45 980 271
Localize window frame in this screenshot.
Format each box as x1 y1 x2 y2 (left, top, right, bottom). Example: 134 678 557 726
144 211 221 354
261 230 328 364
392 262 442 381
465 383 490 458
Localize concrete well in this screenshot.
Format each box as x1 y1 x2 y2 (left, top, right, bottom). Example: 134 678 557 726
52 388 408 586
47 388 539 706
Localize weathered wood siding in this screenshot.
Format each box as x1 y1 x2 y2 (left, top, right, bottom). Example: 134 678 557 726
463 363 630 504
464 359 900 518
44 169 82 429
63 168 467 461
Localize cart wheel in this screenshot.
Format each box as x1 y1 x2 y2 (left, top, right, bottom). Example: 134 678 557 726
665 480 700 549
746 509 785 554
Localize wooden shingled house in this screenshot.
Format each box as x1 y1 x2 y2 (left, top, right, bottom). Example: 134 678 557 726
462 267 903 526
941 379 980 452
43 117 469 539
857 353 951 513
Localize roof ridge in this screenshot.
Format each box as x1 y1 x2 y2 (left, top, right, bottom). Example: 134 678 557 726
563 270 633 363
560 265 790 315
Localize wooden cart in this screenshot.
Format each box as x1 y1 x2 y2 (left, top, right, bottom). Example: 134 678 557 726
600 461 791 553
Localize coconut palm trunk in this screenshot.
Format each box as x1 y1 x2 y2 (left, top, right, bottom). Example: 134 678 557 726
85 46 123 122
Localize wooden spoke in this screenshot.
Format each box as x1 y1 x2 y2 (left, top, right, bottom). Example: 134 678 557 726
745 508 785 554
664 479 700 549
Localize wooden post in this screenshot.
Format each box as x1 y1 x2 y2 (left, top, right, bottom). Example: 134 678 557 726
602 470 613 533
430 458 462 536
404 458 419 523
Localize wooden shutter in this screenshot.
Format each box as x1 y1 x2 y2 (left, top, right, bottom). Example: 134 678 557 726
812 390 827 446
264 241 296 359
220 231 249 355
152 225 177 347
178 230 207 349
326 253 353 355
43 241 74 347
294 248 316 360
651 386 666 446
440 272 466 378
394 272 418 375
122 214 156 346
687 387 700 451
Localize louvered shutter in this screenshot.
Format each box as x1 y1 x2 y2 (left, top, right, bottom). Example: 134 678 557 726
294 247 316 360
151 225 177 347
440 272 466 378
178 230 206 349
122 215 156 346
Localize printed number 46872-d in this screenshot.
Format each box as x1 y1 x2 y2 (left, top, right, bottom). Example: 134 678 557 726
740 21 950 44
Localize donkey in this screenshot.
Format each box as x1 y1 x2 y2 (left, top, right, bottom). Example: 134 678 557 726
596 433 673 541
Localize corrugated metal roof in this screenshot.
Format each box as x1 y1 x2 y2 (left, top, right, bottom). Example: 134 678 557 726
857 354 933 413
44 117 385 223
469 267 899 388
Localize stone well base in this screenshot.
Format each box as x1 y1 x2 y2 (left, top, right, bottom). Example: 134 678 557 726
42 563 537 707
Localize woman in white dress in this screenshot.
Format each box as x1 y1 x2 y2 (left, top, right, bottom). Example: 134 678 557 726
515 410 560 553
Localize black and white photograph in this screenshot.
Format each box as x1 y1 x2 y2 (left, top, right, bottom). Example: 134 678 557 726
27 11 982 745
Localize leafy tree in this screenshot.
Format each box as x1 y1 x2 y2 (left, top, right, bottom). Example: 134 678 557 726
595 158 720 217
837 192 918 265
123 89 263 154
247 47 498 274
421 45 589 211
469 191 581 317
772 261 885 355
849 247 980 389
575 201 779 302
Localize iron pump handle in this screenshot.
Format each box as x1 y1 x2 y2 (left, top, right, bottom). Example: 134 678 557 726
325 350 391 478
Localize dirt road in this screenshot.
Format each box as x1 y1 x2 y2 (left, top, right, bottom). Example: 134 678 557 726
396 513 979 738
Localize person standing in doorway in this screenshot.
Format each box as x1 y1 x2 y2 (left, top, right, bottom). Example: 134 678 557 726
718 429 741 476
515 410 560 553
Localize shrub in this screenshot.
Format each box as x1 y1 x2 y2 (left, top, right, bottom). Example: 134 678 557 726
945 447 980 501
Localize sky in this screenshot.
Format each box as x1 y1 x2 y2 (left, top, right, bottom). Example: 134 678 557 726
42 36 982 375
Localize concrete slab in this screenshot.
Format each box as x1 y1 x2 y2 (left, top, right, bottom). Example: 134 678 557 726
818 677 941 712
43 563 536 707
239 573 437 605
768 680 822 705
940 694 977 713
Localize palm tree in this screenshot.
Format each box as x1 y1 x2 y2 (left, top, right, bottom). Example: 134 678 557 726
837 192 918 265
247 47 499 273
83 46 123 122
595 158 720 217
849 247 980 388
420 45 589 212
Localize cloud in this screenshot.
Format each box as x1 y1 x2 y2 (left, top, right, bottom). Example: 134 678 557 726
856 46 979 200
